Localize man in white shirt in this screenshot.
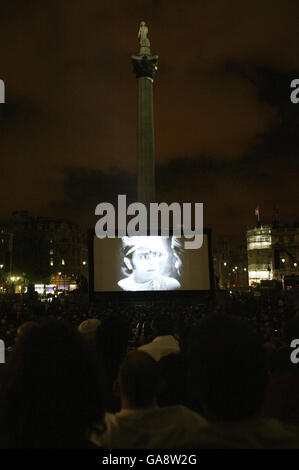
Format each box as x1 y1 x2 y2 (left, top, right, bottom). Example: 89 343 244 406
90 350 207 449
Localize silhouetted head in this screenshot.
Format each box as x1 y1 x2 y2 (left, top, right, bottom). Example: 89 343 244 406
157 353 186 407
78 318 101 353
118 350 159 409
187 314 267 422
152 313 174 337
95 314 130 367
16 321 38 342
283 317 299 344
0 319 105 448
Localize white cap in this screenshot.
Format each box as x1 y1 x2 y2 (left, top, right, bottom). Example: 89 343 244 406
78 318 101 336
122 236 167 256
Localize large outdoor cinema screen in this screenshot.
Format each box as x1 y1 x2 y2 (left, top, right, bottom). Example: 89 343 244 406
91 232 212 293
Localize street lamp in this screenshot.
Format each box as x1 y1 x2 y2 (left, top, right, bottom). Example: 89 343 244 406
57 272 62 292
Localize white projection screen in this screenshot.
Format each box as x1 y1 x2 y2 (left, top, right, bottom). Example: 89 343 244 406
90 232 213 294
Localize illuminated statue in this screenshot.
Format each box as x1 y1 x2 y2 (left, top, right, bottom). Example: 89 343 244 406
138 21 151 55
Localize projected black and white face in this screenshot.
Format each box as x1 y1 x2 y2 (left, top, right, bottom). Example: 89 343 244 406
93 234 211 292
118 236 182 291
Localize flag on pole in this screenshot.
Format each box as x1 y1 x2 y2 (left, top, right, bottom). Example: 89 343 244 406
254 206 259 216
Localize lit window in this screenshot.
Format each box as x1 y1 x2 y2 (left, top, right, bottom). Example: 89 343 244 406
50 259 54 266
247 236 272 250
248 269 272 284
49 249 54 255
61 259 65 265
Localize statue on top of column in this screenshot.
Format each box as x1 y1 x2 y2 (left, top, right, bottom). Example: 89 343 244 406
138 21 151 56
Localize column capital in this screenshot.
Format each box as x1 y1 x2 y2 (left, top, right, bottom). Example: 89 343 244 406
132 55 158 80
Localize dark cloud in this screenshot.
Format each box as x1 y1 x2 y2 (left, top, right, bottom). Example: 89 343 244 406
0 0 298 240
54 167 136 210
53 145 298 239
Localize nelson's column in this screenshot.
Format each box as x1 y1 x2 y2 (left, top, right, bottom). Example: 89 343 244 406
132 21 158 208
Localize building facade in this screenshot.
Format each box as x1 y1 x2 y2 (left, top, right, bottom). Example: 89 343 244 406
0 211 88 291
247 223 299 285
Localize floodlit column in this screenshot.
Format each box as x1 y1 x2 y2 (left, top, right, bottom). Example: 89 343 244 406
132 21 158 209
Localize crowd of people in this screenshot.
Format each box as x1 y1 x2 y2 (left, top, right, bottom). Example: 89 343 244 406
0 290 298 448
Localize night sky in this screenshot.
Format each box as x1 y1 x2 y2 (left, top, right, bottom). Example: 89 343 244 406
0 0 298 243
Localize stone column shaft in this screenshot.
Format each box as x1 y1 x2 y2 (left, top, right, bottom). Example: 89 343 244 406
132 52 158 210
137 76 155 206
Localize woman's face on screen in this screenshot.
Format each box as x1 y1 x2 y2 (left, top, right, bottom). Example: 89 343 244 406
130 246 168 282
